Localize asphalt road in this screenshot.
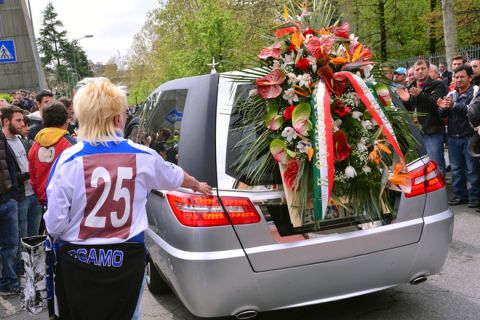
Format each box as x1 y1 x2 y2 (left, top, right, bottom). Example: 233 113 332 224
2 203 480 320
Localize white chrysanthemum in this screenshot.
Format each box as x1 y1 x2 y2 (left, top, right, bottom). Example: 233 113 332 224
345 166 357 178
283 88 299 104
281 127 297 142
352 111 363 119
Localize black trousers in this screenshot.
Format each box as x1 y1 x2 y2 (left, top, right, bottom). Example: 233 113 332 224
55 242 145 320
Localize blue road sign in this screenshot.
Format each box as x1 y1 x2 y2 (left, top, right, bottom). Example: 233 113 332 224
0 40 17 63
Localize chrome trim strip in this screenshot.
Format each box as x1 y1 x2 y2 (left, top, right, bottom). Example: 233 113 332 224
423 209 453 224
244 218 424 254
146 229 245 261
273 285 397 310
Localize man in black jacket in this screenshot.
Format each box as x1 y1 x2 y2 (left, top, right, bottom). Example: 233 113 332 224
439 63 452 86
28 90 53 140
0 127 20 295
397 59 448 177
438 65 480 207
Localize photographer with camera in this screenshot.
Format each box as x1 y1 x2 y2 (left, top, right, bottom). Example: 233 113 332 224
438 65 480 208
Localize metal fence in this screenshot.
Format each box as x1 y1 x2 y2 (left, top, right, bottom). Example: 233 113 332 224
393 44 480 68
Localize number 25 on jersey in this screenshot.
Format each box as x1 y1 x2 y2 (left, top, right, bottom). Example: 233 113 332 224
80 154 137 239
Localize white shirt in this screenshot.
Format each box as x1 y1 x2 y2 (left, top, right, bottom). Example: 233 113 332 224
6 135 34 196
44 139 184 244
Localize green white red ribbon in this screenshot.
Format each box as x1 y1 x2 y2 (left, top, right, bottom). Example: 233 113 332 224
312 72 405 219
333 71 405 163
312 81 334 219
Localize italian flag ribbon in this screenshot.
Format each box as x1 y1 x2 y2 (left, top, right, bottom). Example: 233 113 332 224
311 81 334 219
311 72 405 219
333 71 405 164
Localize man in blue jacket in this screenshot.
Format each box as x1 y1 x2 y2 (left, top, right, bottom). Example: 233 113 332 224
438 65 480 207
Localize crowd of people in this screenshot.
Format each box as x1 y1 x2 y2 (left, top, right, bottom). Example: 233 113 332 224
390 56 480 208
0 90 77 295
0 55 480 315
0 78 211 320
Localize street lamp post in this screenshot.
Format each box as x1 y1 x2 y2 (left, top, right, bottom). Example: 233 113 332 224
72 34 94 82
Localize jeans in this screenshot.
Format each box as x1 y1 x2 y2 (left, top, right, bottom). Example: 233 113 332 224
448 136 480 201
17 194 43 238
422 132 446 178
0 199 19 291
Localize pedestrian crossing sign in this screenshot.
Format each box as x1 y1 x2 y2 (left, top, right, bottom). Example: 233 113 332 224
0 40 17 63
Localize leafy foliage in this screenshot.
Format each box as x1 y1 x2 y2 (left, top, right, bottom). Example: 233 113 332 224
37 3 93 94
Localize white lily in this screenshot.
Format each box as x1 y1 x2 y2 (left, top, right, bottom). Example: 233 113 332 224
287 73 299 85
297 140 311 153
345 166 357 178
352 111 363 119
283 88 299 105
298 73 312 87
281 127 297 142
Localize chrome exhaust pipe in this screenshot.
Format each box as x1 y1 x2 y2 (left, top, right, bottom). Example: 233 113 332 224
234 310 258 319
410 275 428 285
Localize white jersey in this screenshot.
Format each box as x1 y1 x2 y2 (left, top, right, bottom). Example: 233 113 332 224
44 139 184 245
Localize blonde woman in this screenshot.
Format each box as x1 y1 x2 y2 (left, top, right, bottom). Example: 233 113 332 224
44 77 211 320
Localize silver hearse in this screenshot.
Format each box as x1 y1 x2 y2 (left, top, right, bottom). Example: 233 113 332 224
126 72 453 319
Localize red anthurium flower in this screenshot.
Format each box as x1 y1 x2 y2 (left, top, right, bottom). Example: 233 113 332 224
283 105 295 121
286 44 298 53
295 58 310 72
305 36 329 61
304 29 316 36
258 43 283 60
256 69 287 99
284 158 300 190
333 130 352 162
331 22 350 38
317 66 347 96
334 100 351 117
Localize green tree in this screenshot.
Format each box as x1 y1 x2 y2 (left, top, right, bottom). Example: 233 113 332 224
125 0 277 104
37 2 93 93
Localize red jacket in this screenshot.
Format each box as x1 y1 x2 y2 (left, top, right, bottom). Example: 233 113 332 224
28 128 76 205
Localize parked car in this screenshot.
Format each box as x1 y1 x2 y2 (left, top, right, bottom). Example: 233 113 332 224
126 72 453 319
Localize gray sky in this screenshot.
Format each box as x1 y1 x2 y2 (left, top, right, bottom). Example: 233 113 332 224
29 0 160 64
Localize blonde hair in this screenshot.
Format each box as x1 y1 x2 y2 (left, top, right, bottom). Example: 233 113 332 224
73 77 127 144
